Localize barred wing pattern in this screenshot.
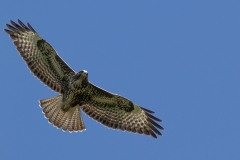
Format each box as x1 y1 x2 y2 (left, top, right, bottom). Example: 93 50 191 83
4 20 75 94
81 83 164 138
5 19 164 139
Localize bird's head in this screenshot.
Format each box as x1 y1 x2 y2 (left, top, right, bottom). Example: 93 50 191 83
74 70 89 85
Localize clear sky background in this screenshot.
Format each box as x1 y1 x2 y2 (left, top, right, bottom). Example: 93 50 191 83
1 1 239 160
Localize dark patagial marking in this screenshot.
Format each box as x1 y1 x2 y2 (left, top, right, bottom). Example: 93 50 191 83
116 98 134 112
4 20 164 138
55 55 73 74
92 86 114 98
121 101 134 112
46 58 58 76
37 39 55 56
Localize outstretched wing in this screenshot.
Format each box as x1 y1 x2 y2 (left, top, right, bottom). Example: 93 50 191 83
81 83 164 139
4 19 75 94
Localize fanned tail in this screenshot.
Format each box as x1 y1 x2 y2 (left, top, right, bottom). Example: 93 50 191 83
39 95 86 132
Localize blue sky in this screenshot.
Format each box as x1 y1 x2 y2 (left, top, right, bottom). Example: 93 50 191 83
1 1 240 159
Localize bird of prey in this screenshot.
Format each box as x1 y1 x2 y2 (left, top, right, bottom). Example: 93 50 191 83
4 19 164 139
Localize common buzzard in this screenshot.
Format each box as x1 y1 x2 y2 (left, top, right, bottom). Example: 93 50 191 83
4 20 164 138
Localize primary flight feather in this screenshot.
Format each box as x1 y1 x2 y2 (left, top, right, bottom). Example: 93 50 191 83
4 19 164 139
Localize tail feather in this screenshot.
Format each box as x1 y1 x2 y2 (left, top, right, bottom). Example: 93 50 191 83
69 110 77 132
56 111 68 128
72 108 85 132
41 96 60 118
54 110 65 128
39 95 86 132
62 111 72 131
74 111 79 131
75 108 83 131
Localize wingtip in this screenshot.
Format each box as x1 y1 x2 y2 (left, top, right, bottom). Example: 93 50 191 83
151 133 157 139
18 19 24 25
27 22 37 33
140 107 155 114
3 29 11 34
10 20 15 25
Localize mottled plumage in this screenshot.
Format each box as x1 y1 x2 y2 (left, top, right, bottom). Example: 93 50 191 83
4 19 164 138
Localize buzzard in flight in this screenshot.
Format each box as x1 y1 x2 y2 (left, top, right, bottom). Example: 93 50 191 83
4 20 164 139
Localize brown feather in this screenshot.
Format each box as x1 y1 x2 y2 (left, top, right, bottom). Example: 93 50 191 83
5 20 75 94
